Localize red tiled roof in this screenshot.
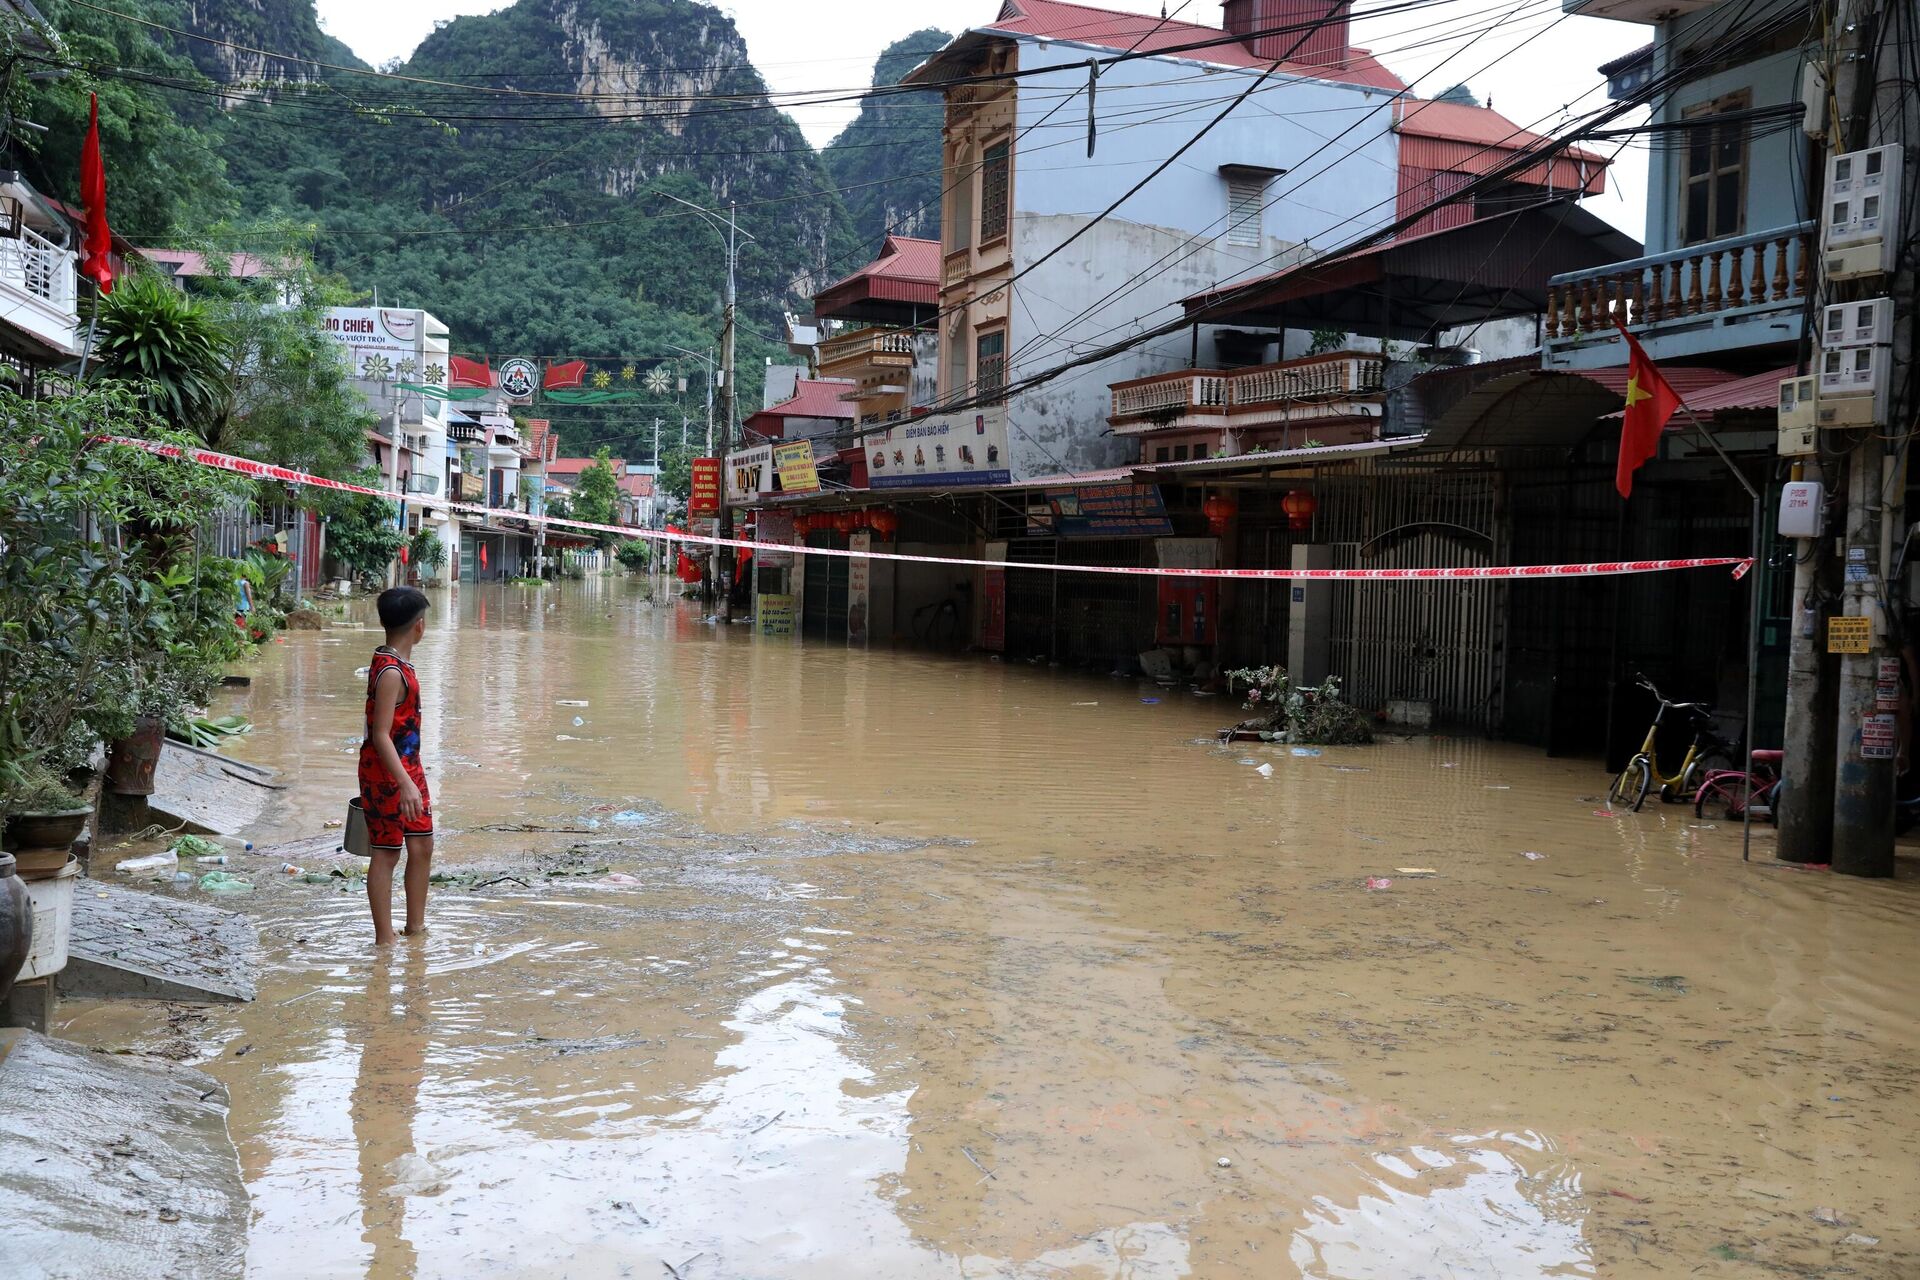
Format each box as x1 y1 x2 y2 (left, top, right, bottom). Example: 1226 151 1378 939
758 379 859 421
974 0 1406 91
547 456 627 477
137 248 280 279
814 235 941 316
1600 365 1795 420
619 473 656 497
525 419 558 465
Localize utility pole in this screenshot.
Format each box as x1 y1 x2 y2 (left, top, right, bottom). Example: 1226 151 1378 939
1778 494 1840 862
657 197 750 619
1828 0 1898 876
717 199 739 622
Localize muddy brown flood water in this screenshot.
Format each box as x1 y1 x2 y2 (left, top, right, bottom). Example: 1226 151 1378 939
57 579 1920 1278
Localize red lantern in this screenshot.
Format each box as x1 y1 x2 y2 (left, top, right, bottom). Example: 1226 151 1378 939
1201 492 1238 536
1281 489 1318 532
792 513 813 535
869 509 900 540
832 510 858 535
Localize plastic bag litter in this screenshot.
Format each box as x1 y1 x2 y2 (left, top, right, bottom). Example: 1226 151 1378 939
1291 747 1322 757
1522 851 1546 861
572 716 585 727
610 810 649 825
199 870 254 894
1255 763 1275 777
116 851 178 874
1365 876 1393 890
556 700 589 707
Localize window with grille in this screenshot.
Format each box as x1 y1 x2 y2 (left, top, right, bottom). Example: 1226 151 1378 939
975 329 1006 400
948 144 973 251
1680 91 1749 245
1225 172 1266 248
980 140 1010 244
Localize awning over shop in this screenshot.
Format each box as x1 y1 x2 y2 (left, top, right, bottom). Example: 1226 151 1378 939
1181 202 1642 340
1598 364 1795 420
1416 370 1633 452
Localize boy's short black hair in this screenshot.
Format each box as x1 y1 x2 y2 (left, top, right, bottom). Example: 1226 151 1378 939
377 586 430 634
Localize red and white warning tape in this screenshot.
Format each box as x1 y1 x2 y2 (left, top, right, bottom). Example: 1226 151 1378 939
104 436 1754 583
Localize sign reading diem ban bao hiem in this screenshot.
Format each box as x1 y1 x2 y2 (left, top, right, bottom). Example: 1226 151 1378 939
689 458 722 516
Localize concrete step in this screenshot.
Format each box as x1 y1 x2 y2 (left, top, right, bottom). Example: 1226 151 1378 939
62 880 258 1004
0 1028 247 1279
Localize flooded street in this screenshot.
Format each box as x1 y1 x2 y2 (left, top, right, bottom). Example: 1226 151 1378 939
60 580 1920 1278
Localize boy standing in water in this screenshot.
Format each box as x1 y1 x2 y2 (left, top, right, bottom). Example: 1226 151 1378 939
360 587 434 945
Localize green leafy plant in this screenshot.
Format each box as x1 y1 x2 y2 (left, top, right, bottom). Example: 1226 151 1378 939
325 489 405 576
407 528 449 581
4 761 88 816
1 382 251 788
569 448 624 547
1227 666 1374 745
92 271 233 434
615 539 651 571
171 714 252 750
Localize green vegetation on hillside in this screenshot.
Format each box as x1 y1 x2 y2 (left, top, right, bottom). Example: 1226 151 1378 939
822 28 952 250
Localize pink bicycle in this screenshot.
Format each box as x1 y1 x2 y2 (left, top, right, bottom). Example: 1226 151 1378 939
1692 749 1781 822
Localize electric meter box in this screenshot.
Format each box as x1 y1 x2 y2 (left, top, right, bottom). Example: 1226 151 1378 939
1824 145 1903 278
1822 297 1894 348
1779 480 1824 537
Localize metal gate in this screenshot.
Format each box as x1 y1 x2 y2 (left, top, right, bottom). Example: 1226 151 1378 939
1318 465 1506 732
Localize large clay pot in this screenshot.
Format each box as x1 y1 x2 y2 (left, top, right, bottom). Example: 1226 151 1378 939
0 851 32 1005
3 807 91 854
106 716 166 796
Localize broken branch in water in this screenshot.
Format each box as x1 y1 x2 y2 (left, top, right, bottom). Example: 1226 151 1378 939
475 823 597 834
961 1145 997 1181
749 1110 785 1135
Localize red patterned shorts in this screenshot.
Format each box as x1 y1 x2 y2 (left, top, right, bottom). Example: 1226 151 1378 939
360 764 433 851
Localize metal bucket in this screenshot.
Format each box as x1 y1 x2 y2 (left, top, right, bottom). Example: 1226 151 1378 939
344 798 372 858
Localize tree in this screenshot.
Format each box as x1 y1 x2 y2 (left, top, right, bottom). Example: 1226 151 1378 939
197 223 374 479
8 0 232 238
92 272 232 434
570 448 622 546
656 441 698 503
325 489 404 579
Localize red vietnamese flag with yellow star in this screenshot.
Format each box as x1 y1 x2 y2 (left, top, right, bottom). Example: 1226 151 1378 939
1612 318 1682 499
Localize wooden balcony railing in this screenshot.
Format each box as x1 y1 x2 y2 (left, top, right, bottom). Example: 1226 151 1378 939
1109 351 1384 423
1544 222 1815 340
819 327 916 368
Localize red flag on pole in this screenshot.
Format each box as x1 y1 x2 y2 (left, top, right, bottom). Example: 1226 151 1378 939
1612 319 1682 499
480 542 489 570
79 93 114 295
544 360 587 391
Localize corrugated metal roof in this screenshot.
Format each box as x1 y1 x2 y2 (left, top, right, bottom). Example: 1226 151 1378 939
913 0 1406 91
1600 364 1795 420
1574 364 1741 404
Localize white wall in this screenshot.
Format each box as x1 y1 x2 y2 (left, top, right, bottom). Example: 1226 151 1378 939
1002 48 1403 477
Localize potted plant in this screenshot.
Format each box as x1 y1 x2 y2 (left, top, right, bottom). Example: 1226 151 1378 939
2 762 92 865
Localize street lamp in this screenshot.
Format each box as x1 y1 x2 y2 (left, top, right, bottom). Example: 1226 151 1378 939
654 193 753 619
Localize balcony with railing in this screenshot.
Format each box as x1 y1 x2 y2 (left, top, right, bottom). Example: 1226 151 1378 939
0 225 80 357
1109 351 1387 435
818 326 917 402
1542 222 1815 370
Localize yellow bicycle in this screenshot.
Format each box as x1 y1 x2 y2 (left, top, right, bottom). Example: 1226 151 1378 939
1608 676 1736 812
